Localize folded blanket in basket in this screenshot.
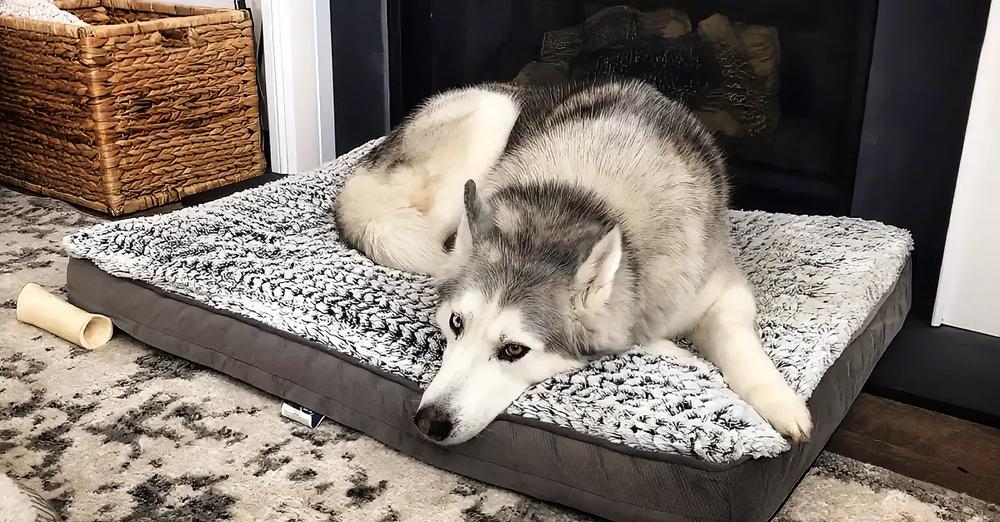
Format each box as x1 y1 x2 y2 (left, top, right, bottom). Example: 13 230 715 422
0 0 86 25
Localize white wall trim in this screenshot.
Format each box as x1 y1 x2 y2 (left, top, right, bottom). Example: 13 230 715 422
259 0 336 174
379 0 390 131
932 2 1000 337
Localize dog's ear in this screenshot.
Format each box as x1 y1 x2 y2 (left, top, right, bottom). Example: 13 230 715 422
463 180 494 243
574 226 622 310
450 214 473 259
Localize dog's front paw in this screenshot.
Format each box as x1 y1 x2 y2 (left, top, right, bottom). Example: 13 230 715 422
746 382 813 442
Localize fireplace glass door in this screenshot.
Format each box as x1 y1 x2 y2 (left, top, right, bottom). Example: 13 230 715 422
393 0 878 214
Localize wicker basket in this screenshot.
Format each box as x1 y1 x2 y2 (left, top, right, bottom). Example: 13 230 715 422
0 0 265 215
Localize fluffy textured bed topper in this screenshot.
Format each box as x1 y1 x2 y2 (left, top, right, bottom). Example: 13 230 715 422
63 140 912 463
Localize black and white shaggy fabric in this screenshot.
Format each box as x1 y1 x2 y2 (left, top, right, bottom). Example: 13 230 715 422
63 140 913 463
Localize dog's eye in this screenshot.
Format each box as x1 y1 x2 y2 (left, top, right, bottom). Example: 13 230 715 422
449 312 463 336
499 343 530 362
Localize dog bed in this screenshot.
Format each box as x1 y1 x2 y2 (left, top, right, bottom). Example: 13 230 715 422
63 141 913 522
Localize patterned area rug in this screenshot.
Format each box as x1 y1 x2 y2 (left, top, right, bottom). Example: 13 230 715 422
1 186 997 522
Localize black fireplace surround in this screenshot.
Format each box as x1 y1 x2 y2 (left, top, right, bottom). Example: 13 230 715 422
329 0 998 424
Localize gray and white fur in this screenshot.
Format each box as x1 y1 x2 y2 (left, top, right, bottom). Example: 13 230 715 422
335 80 812 445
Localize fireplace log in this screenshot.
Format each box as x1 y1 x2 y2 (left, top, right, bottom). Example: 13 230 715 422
570 35 721 108
583 6 641 51
514 61 570 86
520 7 781 139
697 13 740 48
694 14 780 138
695 107 744 137
540 25 583 63
639 7 691 39
734 23 780 94
697 46 780 138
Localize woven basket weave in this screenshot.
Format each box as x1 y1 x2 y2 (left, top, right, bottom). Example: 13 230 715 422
0 0 265 215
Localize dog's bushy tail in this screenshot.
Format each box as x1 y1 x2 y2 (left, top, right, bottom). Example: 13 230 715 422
335 173 449 276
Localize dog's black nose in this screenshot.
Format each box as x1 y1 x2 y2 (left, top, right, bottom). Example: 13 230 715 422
413 405 453 441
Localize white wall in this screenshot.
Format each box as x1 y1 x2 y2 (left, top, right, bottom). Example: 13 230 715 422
932 4 1000 337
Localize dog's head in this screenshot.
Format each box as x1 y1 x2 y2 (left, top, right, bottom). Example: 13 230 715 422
413 180 631 444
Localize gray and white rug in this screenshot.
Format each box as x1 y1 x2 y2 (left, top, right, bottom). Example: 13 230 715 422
1 186 997 521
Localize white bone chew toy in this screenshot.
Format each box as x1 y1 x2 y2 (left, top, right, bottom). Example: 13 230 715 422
15 283 113 350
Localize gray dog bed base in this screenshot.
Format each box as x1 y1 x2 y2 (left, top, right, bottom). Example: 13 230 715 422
68 258 910 522
62 141 914 521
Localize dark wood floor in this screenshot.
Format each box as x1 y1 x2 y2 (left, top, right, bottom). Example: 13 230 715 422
828 393 1000 504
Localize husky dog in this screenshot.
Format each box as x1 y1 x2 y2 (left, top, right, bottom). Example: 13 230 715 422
335 80 812 445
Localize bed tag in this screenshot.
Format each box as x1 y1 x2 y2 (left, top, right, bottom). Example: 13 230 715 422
281 401 326 429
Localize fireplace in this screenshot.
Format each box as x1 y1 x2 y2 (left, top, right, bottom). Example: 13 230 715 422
328 0 996 420
391 1 877 215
